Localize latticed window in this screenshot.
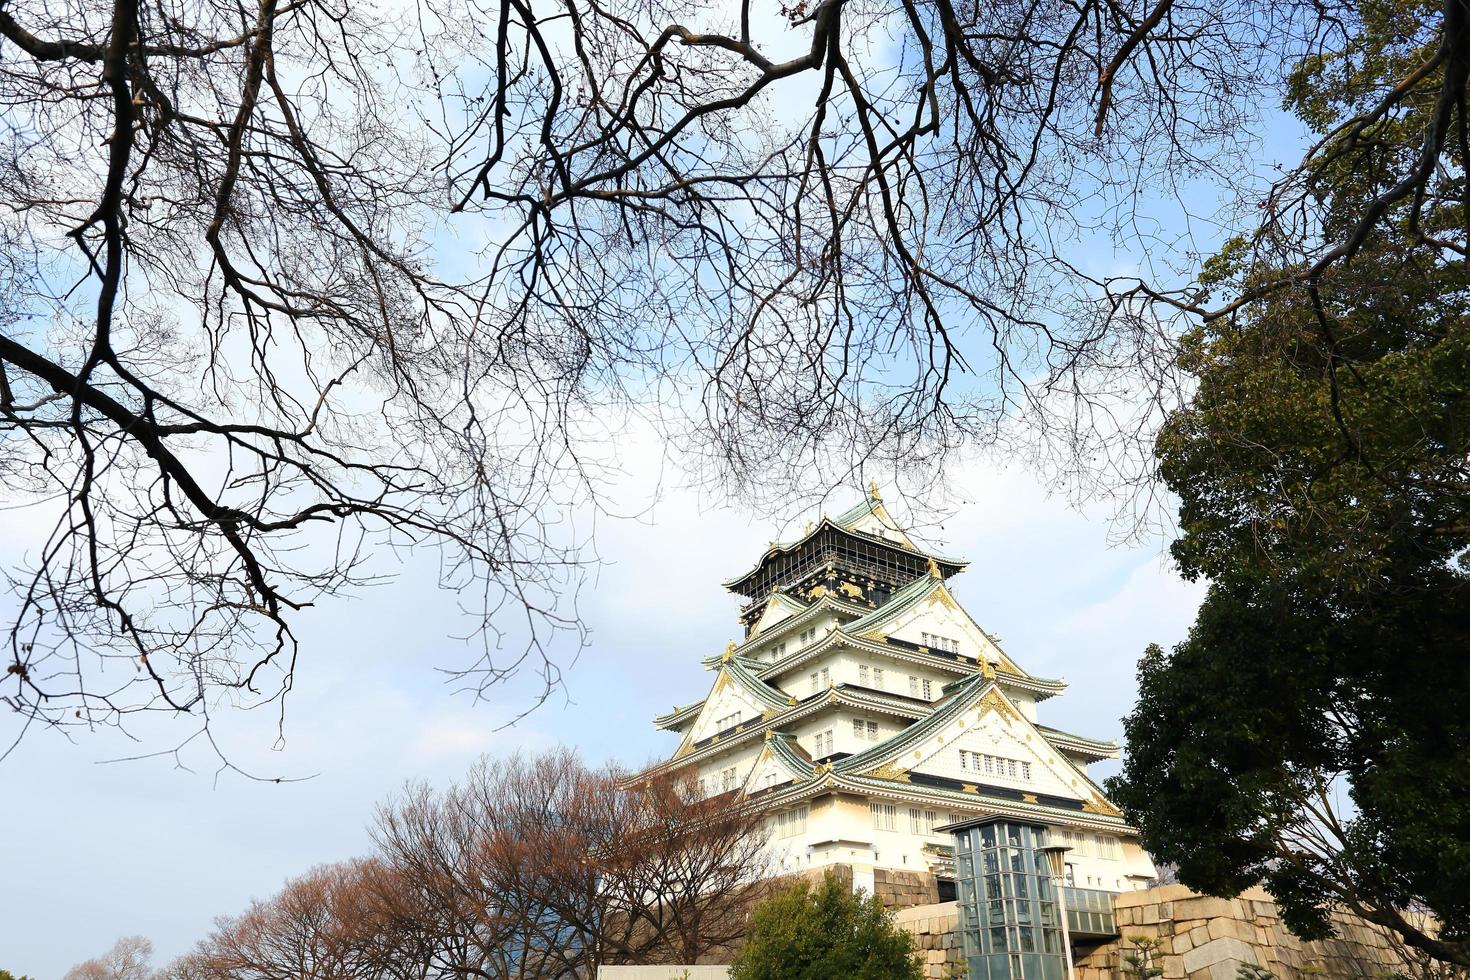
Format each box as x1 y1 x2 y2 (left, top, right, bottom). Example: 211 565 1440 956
776 805 808 838
910 807 941 834
871 801 898 831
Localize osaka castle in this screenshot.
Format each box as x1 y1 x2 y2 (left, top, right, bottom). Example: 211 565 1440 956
638 486 1157 905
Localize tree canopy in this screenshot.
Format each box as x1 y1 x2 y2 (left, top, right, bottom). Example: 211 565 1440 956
1110 0 1470 964
728 873 923 980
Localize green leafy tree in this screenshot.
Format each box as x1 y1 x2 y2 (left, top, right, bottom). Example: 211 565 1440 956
1 970 36 980
1110 0 1470 967
1122 936 1166 980
728 874 922 980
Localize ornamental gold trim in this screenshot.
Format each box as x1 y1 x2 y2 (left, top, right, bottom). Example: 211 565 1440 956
867 762 911 782
927 586 958 610
978 687 1020 722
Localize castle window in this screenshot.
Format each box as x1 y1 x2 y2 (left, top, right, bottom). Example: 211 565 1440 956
809 672 818 694
959 749 971 769
909 675 919 696
815 729 834 756
854 719 878 741
859 664 869 685
910 807 941 834
922 632 960 653
867 720 878 740
776 805 809 838
871 801 898 831
715 712 739 731
1099 836 1120 860
873 667 884 688
853 718 865 739
721 767 737 792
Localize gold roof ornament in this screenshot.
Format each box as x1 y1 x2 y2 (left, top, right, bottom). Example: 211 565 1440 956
804 521 813 535
927 557 943 580
869 480 882 501
722 641 736 662
868 762 911 782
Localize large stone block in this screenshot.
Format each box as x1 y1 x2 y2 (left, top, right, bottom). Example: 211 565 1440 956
1182 937 1257 975
1207 918 1258 944
1174 897 1243 920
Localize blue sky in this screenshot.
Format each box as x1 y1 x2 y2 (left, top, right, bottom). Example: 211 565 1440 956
0 443 1205 977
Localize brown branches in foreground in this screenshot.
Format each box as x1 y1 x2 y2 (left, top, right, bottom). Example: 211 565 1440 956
160 749 770 978
2 0 1463 756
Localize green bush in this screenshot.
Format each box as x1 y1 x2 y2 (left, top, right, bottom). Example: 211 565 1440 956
728 873 923 980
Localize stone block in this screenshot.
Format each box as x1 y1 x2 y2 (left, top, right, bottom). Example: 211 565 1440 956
1161 955 1185 977
1142 906 1162 925
1174 897 1243 920
1182 937 1257 975
1207 918 1258 944
1190 926 1210 947
1174 933 1194 955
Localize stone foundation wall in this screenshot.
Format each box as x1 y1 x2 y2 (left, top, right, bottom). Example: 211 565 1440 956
1074 884 1408 980
876 868 942 909
894 902 966 979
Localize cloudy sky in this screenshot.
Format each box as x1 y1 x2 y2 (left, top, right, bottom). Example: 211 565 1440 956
1 436 1206 978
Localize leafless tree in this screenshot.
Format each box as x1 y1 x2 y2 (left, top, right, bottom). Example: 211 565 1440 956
369 748 771 976
62 936 154 980
2 0 1461 755
185 859 432 979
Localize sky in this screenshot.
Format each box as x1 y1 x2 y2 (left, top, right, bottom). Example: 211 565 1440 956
0 438 1207 978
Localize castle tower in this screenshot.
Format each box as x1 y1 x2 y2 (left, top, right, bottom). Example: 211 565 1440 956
635 487 1156 905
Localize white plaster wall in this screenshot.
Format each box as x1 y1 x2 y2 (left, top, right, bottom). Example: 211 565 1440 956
762 789 1155 893
1008 689 1039 721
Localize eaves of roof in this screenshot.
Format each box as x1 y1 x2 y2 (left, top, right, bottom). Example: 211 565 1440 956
721 517 967 590
1036 723 1120 759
